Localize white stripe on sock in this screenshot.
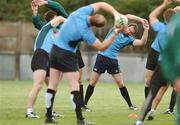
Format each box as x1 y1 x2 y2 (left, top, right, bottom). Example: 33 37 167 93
70 94 76 110
45 93 53 108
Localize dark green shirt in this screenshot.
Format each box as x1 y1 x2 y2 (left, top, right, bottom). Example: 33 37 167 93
161 13 180 81
32 0 68 30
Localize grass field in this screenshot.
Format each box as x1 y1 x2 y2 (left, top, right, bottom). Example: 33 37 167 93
0 80 176 125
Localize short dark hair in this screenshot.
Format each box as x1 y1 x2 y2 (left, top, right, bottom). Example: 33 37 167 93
128 23 139 34
90 14 107 27
44 11 57 22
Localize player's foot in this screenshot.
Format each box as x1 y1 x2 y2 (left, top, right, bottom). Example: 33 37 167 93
25 112 40 119
134 120 143 125
129 105 137 110
52 111 64 117
147 110 155 121
164 109 174 114
147 115 154 121
77 119 95 125
45 117 58 124
81 105 92 112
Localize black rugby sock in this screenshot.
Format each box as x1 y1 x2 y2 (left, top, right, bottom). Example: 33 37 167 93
79 85 84 106
169 90 177 112
45 89 56 118
120 86 133 107
145 86 150 98
84 84 94 105
70 91 84 120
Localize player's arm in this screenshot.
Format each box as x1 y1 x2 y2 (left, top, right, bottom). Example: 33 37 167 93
91 2 120 21
126 14 149 29
133 22 149 46
50 16 66 27
92 28 122 51
47 0 68 17
149 0 173 25
126 14 144 23
34 0 68 18
36 16 65 42
31 1 46 30
174 6 180 12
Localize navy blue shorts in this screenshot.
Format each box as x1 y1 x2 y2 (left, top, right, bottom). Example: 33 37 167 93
76 49 85 69
50 45 78 72
93 54 121 75
146 48 159 70
31 49 50 76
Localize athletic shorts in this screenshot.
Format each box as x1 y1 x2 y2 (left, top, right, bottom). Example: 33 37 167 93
146 48 159 70
50 45 79 72
76 49 85 69
93 54 121 75
31 49 49 76
150 63 168 87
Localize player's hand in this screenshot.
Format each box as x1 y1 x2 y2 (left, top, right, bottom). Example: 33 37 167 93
142 19 149 30
31 1 38 15
34 0 48 6
163 0 173 6
114 26 125 35
173 0 180 2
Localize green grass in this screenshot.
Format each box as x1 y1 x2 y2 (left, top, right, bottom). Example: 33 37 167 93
0 80 176 125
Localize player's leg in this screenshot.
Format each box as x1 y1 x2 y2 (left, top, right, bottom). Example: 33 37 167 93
147 86 168 120
26 69 46 118
177 94 180 124
84 54 105 108
145 48 159 98
174 78 180 124
134 64 168 125
76 50 85 106
84 71 101 107
145 69 154 98
86 50 94 81
26 49 49 118
79 67 95 112
112 73 137 110
164 88 177 114
79 68 84 103
45 68 62 123
140 84 161 122
45 74 63 118
65 72 95 125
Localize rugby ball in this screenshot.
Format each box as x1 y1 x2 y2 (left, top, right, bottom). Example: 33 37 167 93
115 14 128 28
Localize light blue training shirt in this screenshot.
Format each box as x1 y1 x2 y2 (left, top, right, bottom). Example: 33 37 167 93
151 21 167 54
100 28 135 59
151 21 167 60
54 5 96 53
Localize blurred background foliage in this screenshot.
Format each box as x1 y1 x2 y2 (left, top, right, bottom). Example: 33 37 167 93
0 0 179 22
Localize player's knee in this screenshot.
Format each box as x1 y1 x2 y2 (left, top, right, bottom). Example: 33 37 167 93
78 80 83 85
34 82 43 91
71 83 80 91
145 77 151 87
116 80 124 88
90 79 97 86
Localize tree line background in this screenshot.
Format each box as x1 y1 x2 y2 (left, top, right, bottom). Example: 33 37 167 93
1 0 178 22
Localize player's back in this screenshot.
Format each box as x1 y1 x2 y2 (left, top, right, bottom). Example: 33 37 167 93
54 5 94 53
